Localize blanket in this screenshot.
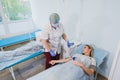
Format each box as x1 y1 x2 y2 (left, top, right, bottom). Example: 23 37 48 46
0 41 43 62
27 54 93 80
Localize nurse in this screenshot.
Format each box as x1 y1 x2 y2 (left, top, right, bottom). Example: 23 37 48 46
40 13 71 69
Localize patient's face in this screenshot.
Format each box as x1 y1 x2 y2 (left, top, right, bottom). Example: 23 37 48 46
82 46 91 55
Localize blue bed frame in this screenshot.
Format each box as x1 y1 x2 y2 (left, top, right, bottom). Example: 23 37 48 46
0 29 44 80
0 29 40 48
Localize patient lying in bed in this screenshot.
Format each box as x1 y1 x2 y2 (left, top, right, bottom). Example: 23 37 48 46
27 44 96 80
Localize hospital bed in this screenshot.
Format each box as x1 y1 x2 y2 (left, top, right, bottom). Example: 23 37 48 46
0 30 44 80
27 43 108 80
0 29 40 51
71 44 108 80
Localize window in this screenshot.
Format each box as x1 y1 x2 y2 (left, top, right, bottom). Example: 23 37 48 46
0 14 2 22
1 0 31 21
0 0 35 38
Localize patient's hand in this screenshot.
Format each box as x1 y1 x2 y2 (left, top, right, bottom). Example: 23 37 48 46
72 61 84 67
49 58 72 65
49 60 56 65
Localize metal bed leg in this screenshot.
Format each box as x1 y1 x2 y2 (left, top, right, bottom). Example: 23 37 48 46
94 69 98 80
95 72 98 80
0 47 4 51
9 67 16 80
34 57 38 60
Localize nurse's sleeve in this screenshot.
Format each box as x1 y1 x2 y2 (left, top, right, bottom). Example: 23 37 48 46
61 23 64 33
39 26 49 40
61 23 68 41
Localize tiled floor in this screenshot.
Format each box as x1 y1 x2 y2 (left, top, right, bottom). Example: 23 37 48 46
0 55 45 80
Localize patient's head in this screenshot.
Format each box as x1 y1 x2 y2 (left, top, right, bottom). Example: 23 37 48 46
82 45 94 57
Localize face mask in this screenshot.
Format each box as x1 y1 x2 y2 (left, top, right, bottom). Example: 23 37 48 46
51 23 59 27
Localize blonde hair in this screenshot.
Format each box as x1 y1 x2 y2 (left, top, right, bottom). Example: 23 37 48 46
85 45 94 57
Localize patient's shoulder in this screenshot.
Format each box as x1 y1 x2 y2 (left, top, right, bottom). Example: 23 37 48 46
90 57 96 66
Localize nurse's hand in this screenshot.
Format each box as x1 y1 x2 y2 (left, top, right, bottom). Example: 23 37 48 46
67 41 71 48
49 50 56 57
67 40 74 48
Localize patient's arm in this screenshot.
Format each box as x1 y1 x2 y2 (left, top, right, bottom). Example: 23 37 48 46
50 58 72 65
81 64 94 76
73 61 94 76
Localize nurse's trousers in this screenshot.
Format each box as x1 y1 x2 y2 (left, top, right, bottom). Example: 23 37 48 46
44 52 60 69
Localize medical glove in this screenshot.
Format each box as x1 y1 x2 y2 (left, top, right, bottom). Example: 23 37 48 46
49 50 56 57
67 41 71 48
67 41 74 48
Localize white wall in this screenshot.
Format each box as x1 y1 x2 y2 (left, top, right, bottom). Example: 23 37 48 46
0 20 35 38
109 41 120 80
8 20 35 33
30 0 120 78
30 0 64 29
63 0 120 77
0 24 6 36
